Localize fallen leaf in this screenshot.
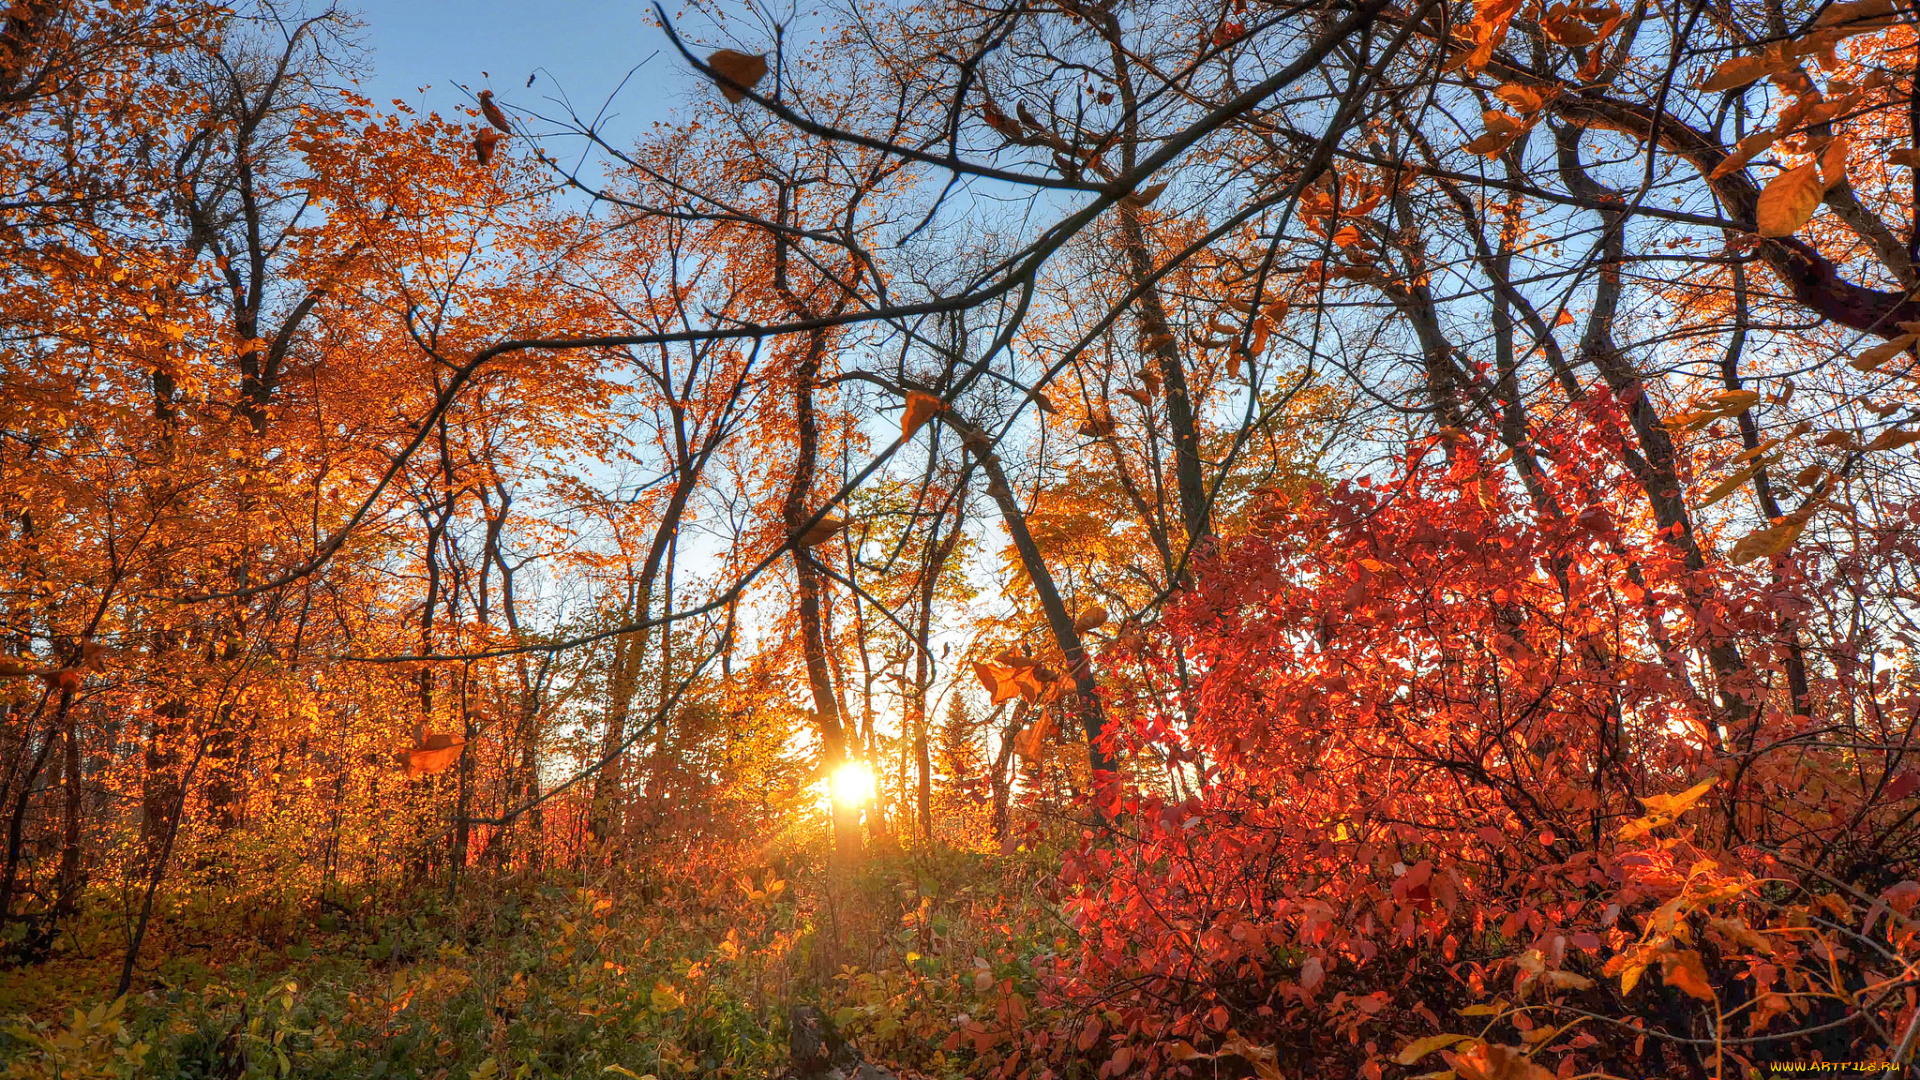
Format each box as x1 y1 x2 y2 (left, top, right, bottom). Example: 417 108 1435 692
1122 181 1167 207
796 515 846 548
473 128 502 165
708 50 769 103
1755 162 1826 237
901 391 944 440
1701 54 1777 92
1848 333 1917 371
1661 948 1716 1001
478 90 512 133
1074 605 1109 632
1077 413 1116 437
1729 514 1809 565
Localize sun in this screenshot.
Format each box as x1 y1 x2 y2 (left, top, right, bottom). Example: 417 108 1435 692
828 760 876 808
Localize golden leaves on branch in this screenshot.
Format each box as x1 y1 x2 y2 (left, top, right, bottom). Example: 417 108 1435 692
707 49 768 103
1699 2 1891 95
900 391 944 440
0 641 112 691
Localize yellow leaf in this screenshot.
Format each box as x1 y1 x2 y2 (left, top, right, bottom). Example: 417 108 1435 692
1707 388 1759 412
1821 135 1851 186
1730 514 1809 565
901 392 944 440
1710 128 1781 179
1755 162 1826 237
1620 959 1646 995
707 50 768 103
648 981 684 1012
1696 461 1763 509
796 515 846 548
1640 778 1716 817
1849 333 1917 371
1701 54 1778 92
1397 1034 1474 1065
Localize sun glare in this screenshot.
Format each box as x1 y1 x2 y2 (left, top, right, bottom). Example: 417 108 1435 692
828 760 876 808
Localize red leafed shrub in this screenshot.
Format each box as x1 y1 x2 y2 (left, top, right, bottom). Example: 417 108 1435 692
1044 415 1920 1079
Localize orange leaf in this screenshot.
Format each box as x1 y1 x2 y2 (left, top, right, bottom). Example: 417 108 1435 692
1866 427 1920 452
478 90 512 133
1755 162 1826 237
796 515 846 548
1821 135 1851 187
1013 712 1053 763
1491 83 1547 113
1077 413 1116 437
1729 514 1810 565
708 49 769 103
473 128 502 165
1848 332 1916 371
1710 128 1780 179
1661 948 1717 1001
1074 605 1109 632
401 735 465 777
1701 54 1779 92
901 392 944 440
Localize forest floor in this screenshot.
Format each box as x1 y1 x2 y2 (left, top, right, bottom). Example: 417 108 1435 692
0 836 1063 1079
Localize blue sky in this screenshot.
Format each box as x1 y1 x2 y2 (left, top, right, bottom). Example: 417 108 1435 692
348 1 692 140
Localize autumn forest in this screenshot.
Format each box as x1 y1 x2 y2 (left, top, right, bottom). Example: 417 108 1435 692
0 0 1918 1075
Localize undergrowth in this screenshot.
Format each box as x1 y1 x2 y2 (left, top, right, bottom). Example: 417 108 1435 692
0 836 1071 1079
